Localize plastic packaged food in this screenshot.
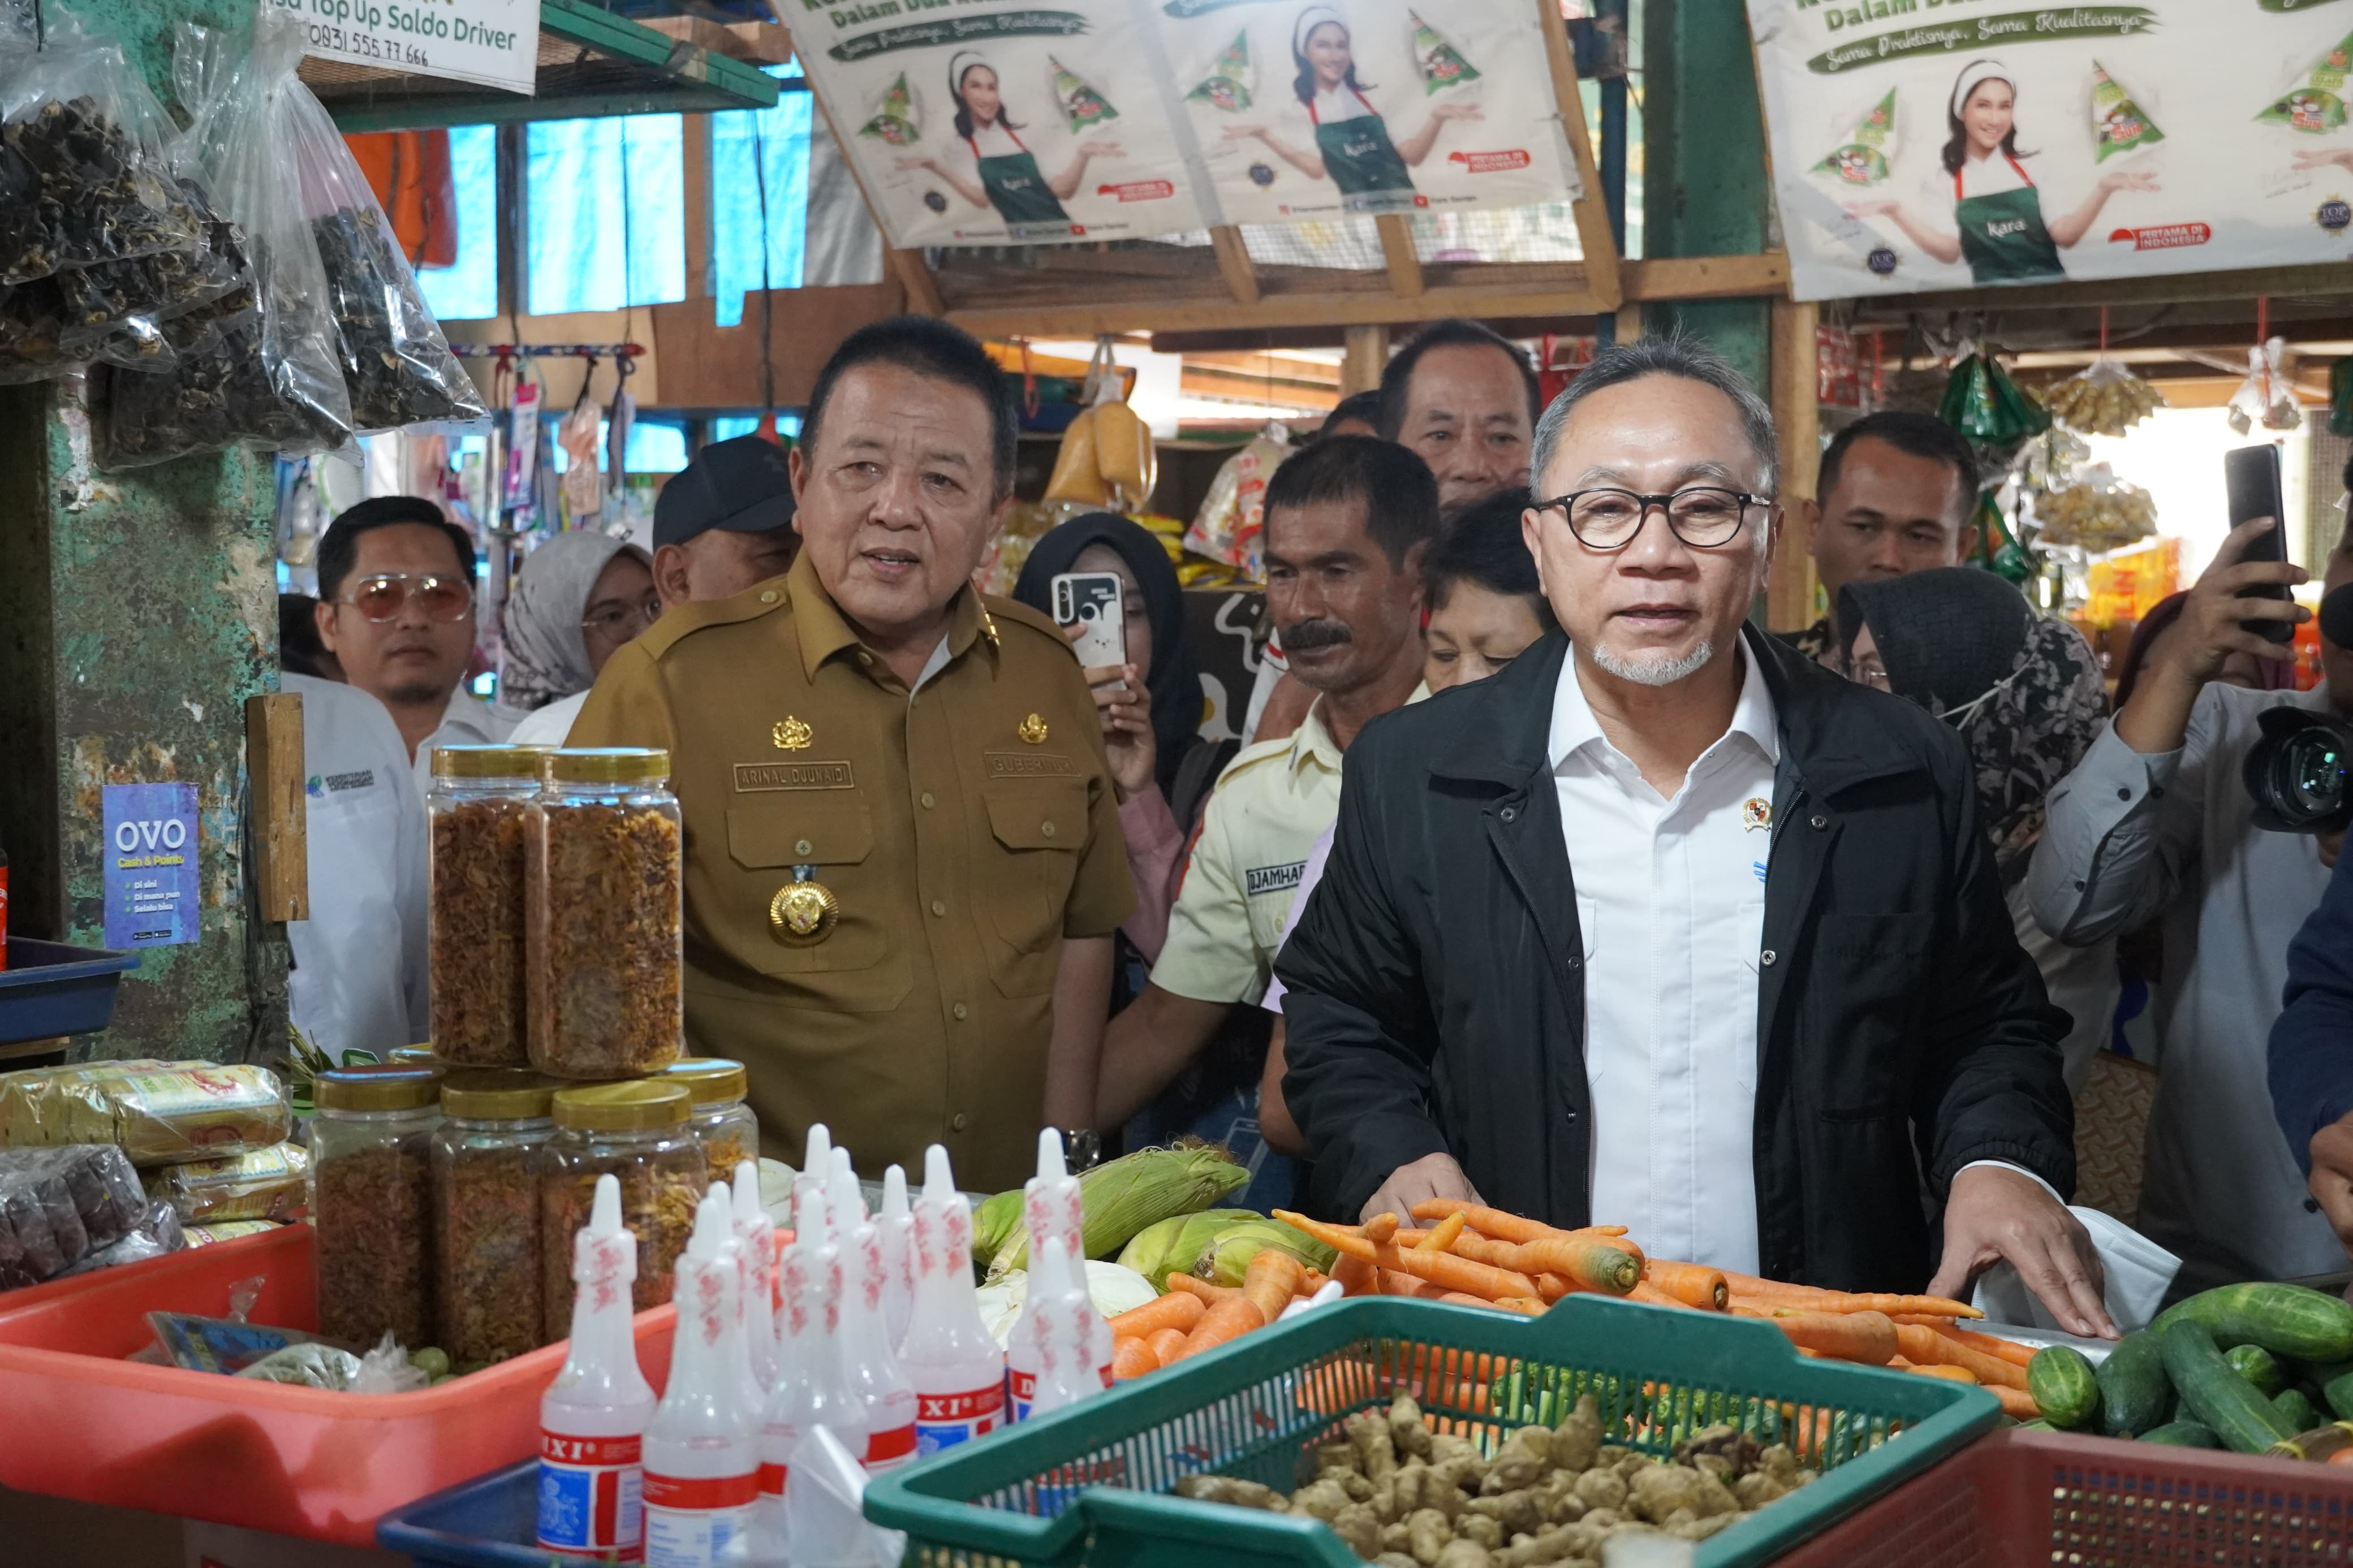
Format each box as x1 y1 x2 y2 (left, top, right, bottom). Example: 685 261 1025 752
2257 31 2351 134
1184 423 1292 578
428 745 546 1068
0 1059 291 1165
2091 63 2163 163
527 749 683 1080
1050 57 1118 135
184 1218 281 1247
311 1065 441 1350
540 1082 705 1329
309 198 485 428
141 1140 309 1224
666 1059 759 1177
0 1143 149 1288
1411 11 1480 94
432 1070 557 1367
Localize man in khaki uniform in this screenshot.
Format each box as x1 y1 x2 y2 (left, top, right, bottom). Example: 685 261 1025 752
574 318 1131 1190
1094 439 1438 1200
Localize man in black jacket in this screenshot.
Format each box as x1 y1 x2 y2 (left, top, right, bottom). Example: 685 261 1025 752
1277 337 2106 1332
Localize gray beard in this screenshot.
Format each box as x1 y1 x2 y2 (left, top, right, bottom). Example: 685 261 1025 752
1589 638 1715 688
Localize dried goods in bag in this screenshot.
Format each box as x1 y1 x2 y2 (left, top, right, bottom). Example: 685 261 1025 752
0 1143 148 1289
0 1059 292 1165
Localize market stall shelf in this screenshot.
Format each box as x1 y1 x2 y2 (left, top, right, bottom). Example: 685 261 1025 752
0 939 137 1051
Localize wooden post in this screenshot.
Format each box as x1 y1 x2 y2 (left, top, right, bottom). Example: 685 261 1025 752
1374 216 1425 300
1768 297 1821 633
1538 0 1622 309
244 694 308 924
1341 325 1389 397
1209 227 1261 306
681 113 714 301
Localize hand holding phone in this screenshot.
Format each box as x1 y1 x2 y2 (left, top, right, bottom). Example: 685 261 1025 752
1051 571 1127 669
2225 443 2299 647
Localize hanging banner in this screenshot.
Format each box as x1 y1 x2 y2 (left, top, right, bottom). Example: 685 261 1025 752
791 0 1212 247
268 0 540 96
1152 0 1581 225
1749 2 2353 300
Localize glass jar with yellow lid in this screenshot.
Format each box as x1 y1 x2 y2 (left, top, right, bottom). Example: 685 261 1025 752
540 1080 706 1326
527 749 682 1079
432 1069 561 1366
665 1057 759 1178
428 744 550 1067
312 1065 443 1350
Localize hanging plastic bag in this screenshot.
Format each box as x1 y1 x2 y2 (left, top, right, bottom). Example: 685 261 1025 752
2042 357 2164 437
1185 420 1294 579
92 13 352 469
1937 347 2050 446
2226 336 2303 435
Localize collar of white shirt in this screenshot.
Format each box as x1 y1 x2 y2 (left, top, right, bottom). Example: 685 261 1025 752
1293 682 1432 776
1548 641 1779 788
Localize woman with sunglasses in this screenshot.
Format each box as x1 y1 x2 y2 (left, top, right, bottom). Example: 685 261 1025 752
501 530 658 746
1839 566 2111 1092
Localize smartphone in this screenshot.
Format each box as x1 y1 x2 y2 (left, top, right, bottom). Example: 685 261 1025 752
1051 571 1126 667
2225 443 2296 646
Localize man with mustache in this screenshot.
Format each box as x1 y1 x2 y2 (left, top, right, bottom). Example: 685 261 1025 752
1278 338 2100 1331
1094 437 1435 1205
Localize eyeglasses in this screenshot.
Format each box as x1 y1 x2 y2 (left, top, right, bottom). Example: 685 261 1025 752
339 573 474 623
582 596 662 639
1534 487 1770 551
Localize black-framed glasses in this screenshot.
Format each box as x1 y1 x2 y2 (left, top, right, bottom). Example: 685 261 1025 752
340 572 475 624
1535 487 1771 551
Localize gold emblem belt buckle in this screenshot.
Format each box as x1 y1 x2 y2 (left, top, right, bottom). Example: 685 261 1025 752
769 862 840 946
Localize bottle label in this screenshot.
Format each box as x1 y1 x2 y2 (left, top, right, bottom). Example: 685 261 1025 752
642 1471 758 1568
537 1432 644 1559
864 1423 918 1471
757 1461 787 1497
1008 1366 1037 1424
916 1381 1006 1455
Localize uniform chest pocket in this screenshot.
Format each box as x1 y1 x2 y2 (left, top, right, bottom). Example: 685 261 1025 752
981 780 1088 990
723 802 886 977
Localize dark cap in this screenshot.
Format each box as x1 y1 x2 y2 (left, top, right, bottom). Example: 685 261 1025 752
653 435 796 550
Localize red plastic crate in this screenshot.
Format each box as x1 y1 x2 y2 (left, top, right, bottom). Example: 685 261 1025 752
1771 1427 2353 1567
0 1224 676 1546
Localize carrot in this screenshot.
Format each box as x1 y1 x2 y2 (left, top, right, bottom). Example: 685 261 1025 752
1147 1326 1190 1365
1169 1295 1266 1363
1244 1248 1306 1321
1331 1254 1378 1297
1362 1213 1400 1244
1723 1272 1981 1320
1382 1269 1439 1298
1626 1281 1699 1310
1276 1210 1539 1301
1892 1325 2027 1391
1439 1290 1501 1308
1640 1259 1730 1311
1490 1297 1549 1316
1763 1310 1898 1365
1942 1327 2037 1370
1107 1290 1205 1341
1447 1232 1529 1269
1165 1273 1240 1307
1408 1201 1629 1247
1420 1212 1469 1253
1535 1272 1572 1303
1509 1236 1641 1296
1905 1364 1980 1384
1990 1385 2040 1420
1298 1268 1331 1295
1112 1336 1160 1381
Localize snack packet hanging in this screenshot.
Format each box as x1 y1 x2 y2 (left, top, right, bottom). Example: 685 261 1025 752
1184 422 1294 579
1411 12 1480 95
1813 89 1897 187
1187 33 1253 113
0 0 202 287
1051 57 1118 135
93 14 351 468
2091 63 2164 162
860 72 920 146
2256 31 2351 133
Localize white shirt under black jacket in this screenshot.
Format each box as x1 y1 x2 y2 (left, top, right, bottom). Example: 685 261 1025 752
1552 646 2048 1275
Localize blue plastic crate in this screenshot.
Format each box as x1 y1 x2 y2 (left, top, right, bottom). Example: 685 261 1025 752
0 938 137 1047
376 1461 550 1567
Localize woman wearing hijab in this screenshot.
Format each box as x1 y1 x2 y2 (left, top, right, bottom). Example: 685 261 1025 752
1840 567 2114 1091
1846 58 2156 286
498 529 657 745
895 52 1123 236
1223 5 1480 208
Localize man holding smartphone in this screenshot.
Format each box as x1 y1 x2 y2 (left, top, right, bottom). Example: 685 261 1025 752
2031 480 2353 1294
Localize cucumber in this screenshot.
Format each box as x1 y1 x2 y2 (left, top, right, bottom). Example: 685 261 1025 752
2097 1330 2174 1437
2226 1342 2286 1396
2276 1388 2320 1432
2140 1419 2220 1448
2158 1319 2299 1454
2027 1345 2102 1431
2018 1418 2055 1432
2313 1359 2353 1420
2156 1284 2353 1363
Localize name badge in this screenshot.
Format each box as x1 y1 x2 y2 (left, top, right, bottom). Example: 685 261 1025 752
735 761 856 792
984 751 1078 779
1246 861 1308 898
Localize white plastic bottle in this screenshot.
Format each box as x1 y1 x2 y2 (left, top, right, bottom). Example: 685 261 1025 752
731 1162 778 1399
1023 1237 1100 1419
877 1163 915 1350
744 1148 867 1565
538 1174 657 1561
1006 1130 1111 1419
830 1148 919 1472
643 1189 760 1568
898 1143 1006 1457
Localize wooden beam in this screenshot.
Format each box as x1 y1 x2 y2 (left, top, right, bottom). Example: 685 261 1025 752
245 693 308 924
949 279 1618 338
1209 226 1261 307
1767 299 1820 635
1537 0 1621 310
1341 326 1388 396
1376 215 1425 300
1622 253 1791 302
680 113 713 301
1843 262 2353 320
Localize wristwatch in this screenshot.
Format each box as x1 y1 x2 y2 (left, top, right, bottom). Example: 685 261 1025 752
1057 1128 1104 1173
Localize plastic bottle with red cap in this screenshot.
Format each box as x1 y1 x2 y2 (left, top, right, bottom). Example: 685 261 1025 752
641 1187 759 1568
537 1173 656 1561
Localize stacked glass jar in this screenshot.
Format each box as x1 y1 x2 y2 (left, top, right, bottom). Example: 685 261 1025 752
426 744 547 1068
666 1057 759 1178
540 1081 707 1329
312 1065 442 1349
431 1069 559 1366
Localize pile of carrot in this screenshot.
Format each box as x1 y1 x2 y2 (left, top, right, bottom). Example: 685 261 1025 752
1105 1250 1334 1381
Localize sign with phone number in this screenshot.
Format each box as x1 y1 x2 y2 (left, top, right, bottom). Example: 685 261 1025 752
269 0 540 97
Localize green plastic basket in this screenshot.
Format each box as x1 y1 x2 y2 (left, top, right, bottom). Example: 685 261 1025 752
864 1295 2001 1568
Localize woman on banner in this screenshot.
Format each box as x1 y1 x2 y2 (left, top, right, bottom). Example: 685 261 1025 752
897 52 1123 237
1846 59 2156 286
1223 6 1480 211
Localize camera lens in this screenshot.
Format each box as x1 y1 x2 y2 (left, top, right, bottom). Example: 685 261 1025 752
2285 731 2346 820
2248 708 2353 834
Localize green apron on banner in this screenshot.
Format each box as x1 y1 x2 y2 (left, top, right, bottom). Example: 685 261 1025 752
970 131 1069 234
1953 156 2065 286
1311 90 1415 208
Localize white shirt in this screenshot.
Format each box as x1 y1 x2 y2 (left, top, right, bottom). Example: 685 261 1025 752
1309 84 1377 124
506 689 587 748
409 690 516 798
284 675 429 1062
1918 148 2033 231
1552 648 1778 1275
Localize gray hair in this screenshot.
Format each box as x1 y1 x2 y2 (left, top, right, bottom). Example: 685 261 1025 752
1529 334 1779 499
